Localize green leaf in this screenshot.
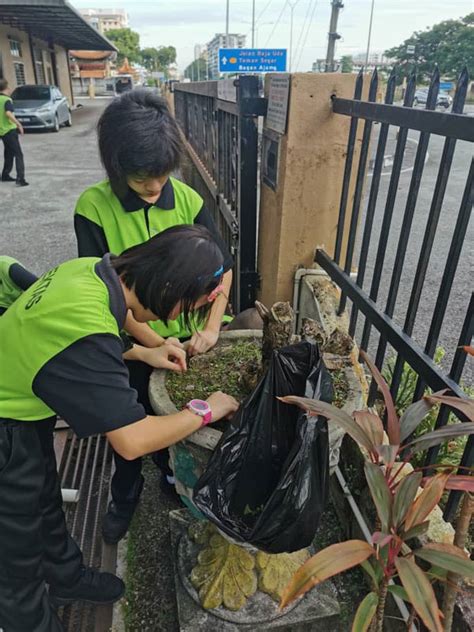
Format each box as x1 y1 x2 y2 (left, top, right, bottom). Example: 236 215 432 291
360 351 400 445
399 398 435 441
425 394 474 422
405 423 474 454
393 472 423 527
351 591 378 632
360 560 381 590
404 472 449 531
415 544 474 580
395 557 443 632
375 444 399 467
387 584 411 603
354 410 384 449
365 462 392 532
402 520 430 541
279 396 375 453
280 540 374 609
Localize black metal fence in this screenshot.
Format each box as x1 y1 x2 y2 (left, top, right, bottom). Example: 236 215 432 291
173 76 266 312
318 66 473 521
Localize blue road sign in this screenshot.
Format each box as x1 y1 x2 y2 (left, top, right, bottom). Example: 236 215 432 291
219 48 287 73
439 81 453 91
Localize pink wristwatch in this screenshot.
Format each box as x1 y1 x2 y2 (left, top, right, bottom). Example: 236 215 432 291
186 399 212 426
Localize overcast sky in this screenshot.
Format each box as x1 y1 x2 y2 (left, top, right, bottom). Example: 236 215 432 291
72 0 472 72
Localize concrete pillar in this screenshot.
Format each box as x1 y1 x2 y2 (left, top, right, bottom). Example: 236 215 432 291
258 72 369 306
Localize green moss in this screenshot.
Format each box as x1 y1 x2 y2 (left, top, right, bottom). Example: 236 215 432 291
167 340 262 410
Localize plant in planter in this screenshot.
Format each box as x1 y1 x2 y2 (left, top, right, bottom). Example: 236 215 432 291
279 351 474 632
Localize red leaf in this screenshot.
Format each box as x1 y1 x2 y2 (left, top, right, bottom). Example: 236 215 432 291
360 351 400 445
422 474 474 493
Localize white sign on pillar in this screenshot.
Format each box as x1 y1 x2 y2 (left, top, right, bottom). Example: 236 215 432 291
266 74 290 135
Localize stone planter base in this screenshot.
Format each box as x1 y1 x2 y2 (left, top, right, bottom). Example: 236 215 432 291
170 509 341 632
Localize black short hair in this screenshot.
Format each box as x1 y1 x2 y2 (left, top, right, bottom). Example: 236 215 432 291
0 79 9 92
98 89 183 198
111 224 224 329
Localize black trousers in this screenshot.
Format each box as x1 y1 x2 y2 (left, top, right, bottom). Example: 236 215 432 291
111 360 172 506
0 418 83 632
1 129 25 182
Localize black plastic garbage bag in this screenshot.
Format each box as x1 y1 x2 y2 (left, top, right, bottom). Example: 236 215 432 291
193 340 333 554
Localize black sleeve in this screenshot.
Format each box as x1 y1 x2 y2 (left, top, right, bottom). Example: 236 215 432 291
4 101 14 113
194 205 234 272
32 334 146 438
74 214 109 258
9 263 38 291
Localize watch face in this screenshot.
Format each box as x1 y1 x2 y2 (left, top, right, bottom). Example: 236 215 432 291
191 399 208 411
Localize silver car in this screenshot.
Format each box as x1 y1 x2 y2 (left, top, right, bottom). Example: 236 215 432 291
12 84 72 132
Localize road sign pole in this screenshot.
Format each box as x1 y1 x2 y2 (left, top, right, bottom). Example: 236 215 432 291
325 0 343 72
226 0 230 48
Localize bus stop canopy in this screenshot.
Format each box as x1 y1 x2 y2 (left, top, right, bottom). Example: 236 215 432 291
0 0 117 51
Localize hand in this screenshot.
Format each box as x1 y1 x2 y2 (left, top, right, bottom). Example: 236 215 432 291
187 329 219 356
206 391 239 422
163 336 184 350
140 344 187 372
18 124 24 135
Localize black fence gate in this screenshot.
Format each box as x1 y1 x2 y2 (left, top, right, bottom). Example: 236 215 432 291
173 76 266 312
319 66 473 521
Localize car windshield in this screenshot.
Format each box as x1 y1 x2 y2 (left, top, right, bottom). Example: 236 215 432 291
12 86 51 101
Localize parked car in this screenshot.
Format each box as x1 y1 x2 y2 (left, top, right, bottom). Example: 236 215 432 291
413 88 452 109
12 85 72 132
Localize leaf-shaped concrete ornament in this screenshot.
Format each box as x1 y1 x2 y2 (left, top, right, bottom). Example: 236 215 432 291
256 549 311 602
190 532 258 610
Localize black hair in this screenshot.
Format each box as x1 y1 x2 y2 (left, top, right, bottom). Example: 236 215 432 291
111 224 224 329
98 89 183 198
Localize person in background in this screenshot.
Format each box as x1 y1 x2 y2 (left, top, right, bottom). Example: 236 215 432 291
0 225 238 632
74 89 234 543
0 79 28 187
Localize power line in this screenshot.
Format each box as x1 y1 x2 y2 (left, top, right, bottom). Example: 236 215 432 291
295 0 318 70
292 0 315 71
264 0 289 48
255 0 275 27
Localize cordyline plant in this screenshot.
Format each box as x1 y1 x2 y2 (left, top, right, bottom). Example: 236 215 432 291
279 351 474 632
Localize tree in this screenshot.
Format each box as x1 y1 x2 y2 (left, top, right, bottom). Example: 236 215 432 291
141 46 177 77
184 58 208 81
106 28 141 64
340 55 353 73
385 13 474 80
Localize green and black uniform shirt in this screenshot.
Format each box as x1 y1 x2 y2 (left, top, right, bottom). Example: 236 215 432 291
74 177 233 338
0 255 37 315
0 94 16 137
0 255 145 437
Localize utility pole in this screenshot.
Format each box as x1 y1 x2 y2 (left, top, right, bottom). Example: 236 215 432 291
226 0 230 48
251 0 256 48
288 0 301 73
365 0 375 69
325 0 343 72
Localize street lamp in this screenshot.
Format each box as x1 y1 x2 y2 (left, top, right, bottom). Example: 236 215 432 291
365 0 375 70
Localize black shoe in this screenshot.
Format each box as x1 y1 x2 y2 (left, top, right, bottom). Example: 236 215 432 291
101 474 144 544
16 179 29 187
1 175 15 182
49 566 125 608
159 473 180 501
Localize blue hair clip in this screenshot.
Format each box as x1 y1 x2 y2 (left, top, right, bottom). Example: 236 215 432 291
213 265 224 278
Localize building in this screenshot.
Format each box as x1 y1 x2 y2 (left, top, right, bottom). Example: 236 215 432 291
0 0 116 104
351 51 392 72
206 33 246 79
79 8 128 33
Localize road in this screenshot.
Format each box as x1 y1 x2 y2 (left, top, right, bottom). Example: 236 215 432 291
356 114 473 379
0 98 110 274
